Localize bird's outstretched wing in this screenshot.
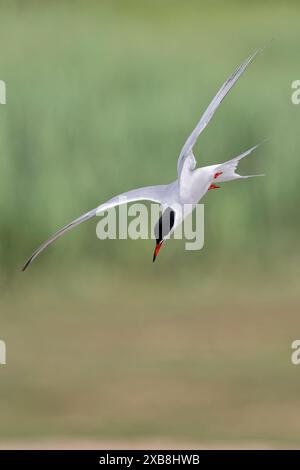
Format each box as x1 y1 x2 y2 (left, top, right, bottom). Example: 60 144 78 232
22 185 166 271
177 48 262 177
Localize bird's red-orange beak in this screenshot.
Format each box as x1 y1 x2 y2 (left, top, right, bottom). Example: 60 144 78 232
153 241 163 262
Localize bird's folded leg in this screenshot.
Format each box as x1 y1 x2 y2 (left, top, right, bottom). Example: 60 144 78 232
208 183 220 190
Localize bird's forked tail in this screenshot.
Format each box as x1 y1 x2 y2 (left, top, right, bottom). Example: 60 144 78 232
214 143 265 182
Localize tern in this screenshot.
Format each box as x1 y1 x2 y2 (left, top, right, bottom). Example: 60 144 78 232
22 49 264 271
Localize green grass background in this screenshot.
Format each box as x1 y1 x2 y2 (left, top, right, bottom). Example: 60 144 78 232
0 0 300 447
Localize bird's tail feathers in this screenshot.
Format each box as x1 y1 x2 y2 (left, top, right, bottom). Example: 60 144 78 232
214 141 266 182
240 173 265 178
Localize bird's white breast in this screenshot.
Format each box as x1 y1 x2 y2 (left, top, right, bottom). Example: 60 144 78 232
179 166 215 204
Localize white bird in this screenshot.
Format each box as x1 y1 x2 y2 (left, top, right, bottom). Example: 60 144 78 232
22 49 264 270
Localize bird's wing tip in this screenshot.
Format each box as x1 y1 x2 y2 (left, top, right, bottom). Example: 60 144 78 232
21 258 32 272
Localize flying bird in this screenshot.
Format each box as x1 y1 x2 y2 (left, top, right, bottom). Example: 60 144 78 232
22 49 264 270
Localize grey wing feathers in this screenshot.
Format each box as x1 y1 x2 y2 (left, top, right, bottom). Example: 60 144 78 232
22 185 166 271
21 208 97 271
177 48 262 176
95 185 166 216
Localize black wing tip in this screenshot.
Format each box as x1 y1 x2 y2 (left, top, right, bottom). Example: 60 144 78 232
21 257 32 272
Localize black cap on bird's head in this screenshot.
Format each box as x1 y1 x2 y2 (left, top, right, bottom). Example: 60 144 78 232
152 207 175 263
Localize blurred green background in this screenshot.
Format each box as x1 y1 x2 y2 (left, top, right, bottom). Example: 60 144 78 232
0 0 300 448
